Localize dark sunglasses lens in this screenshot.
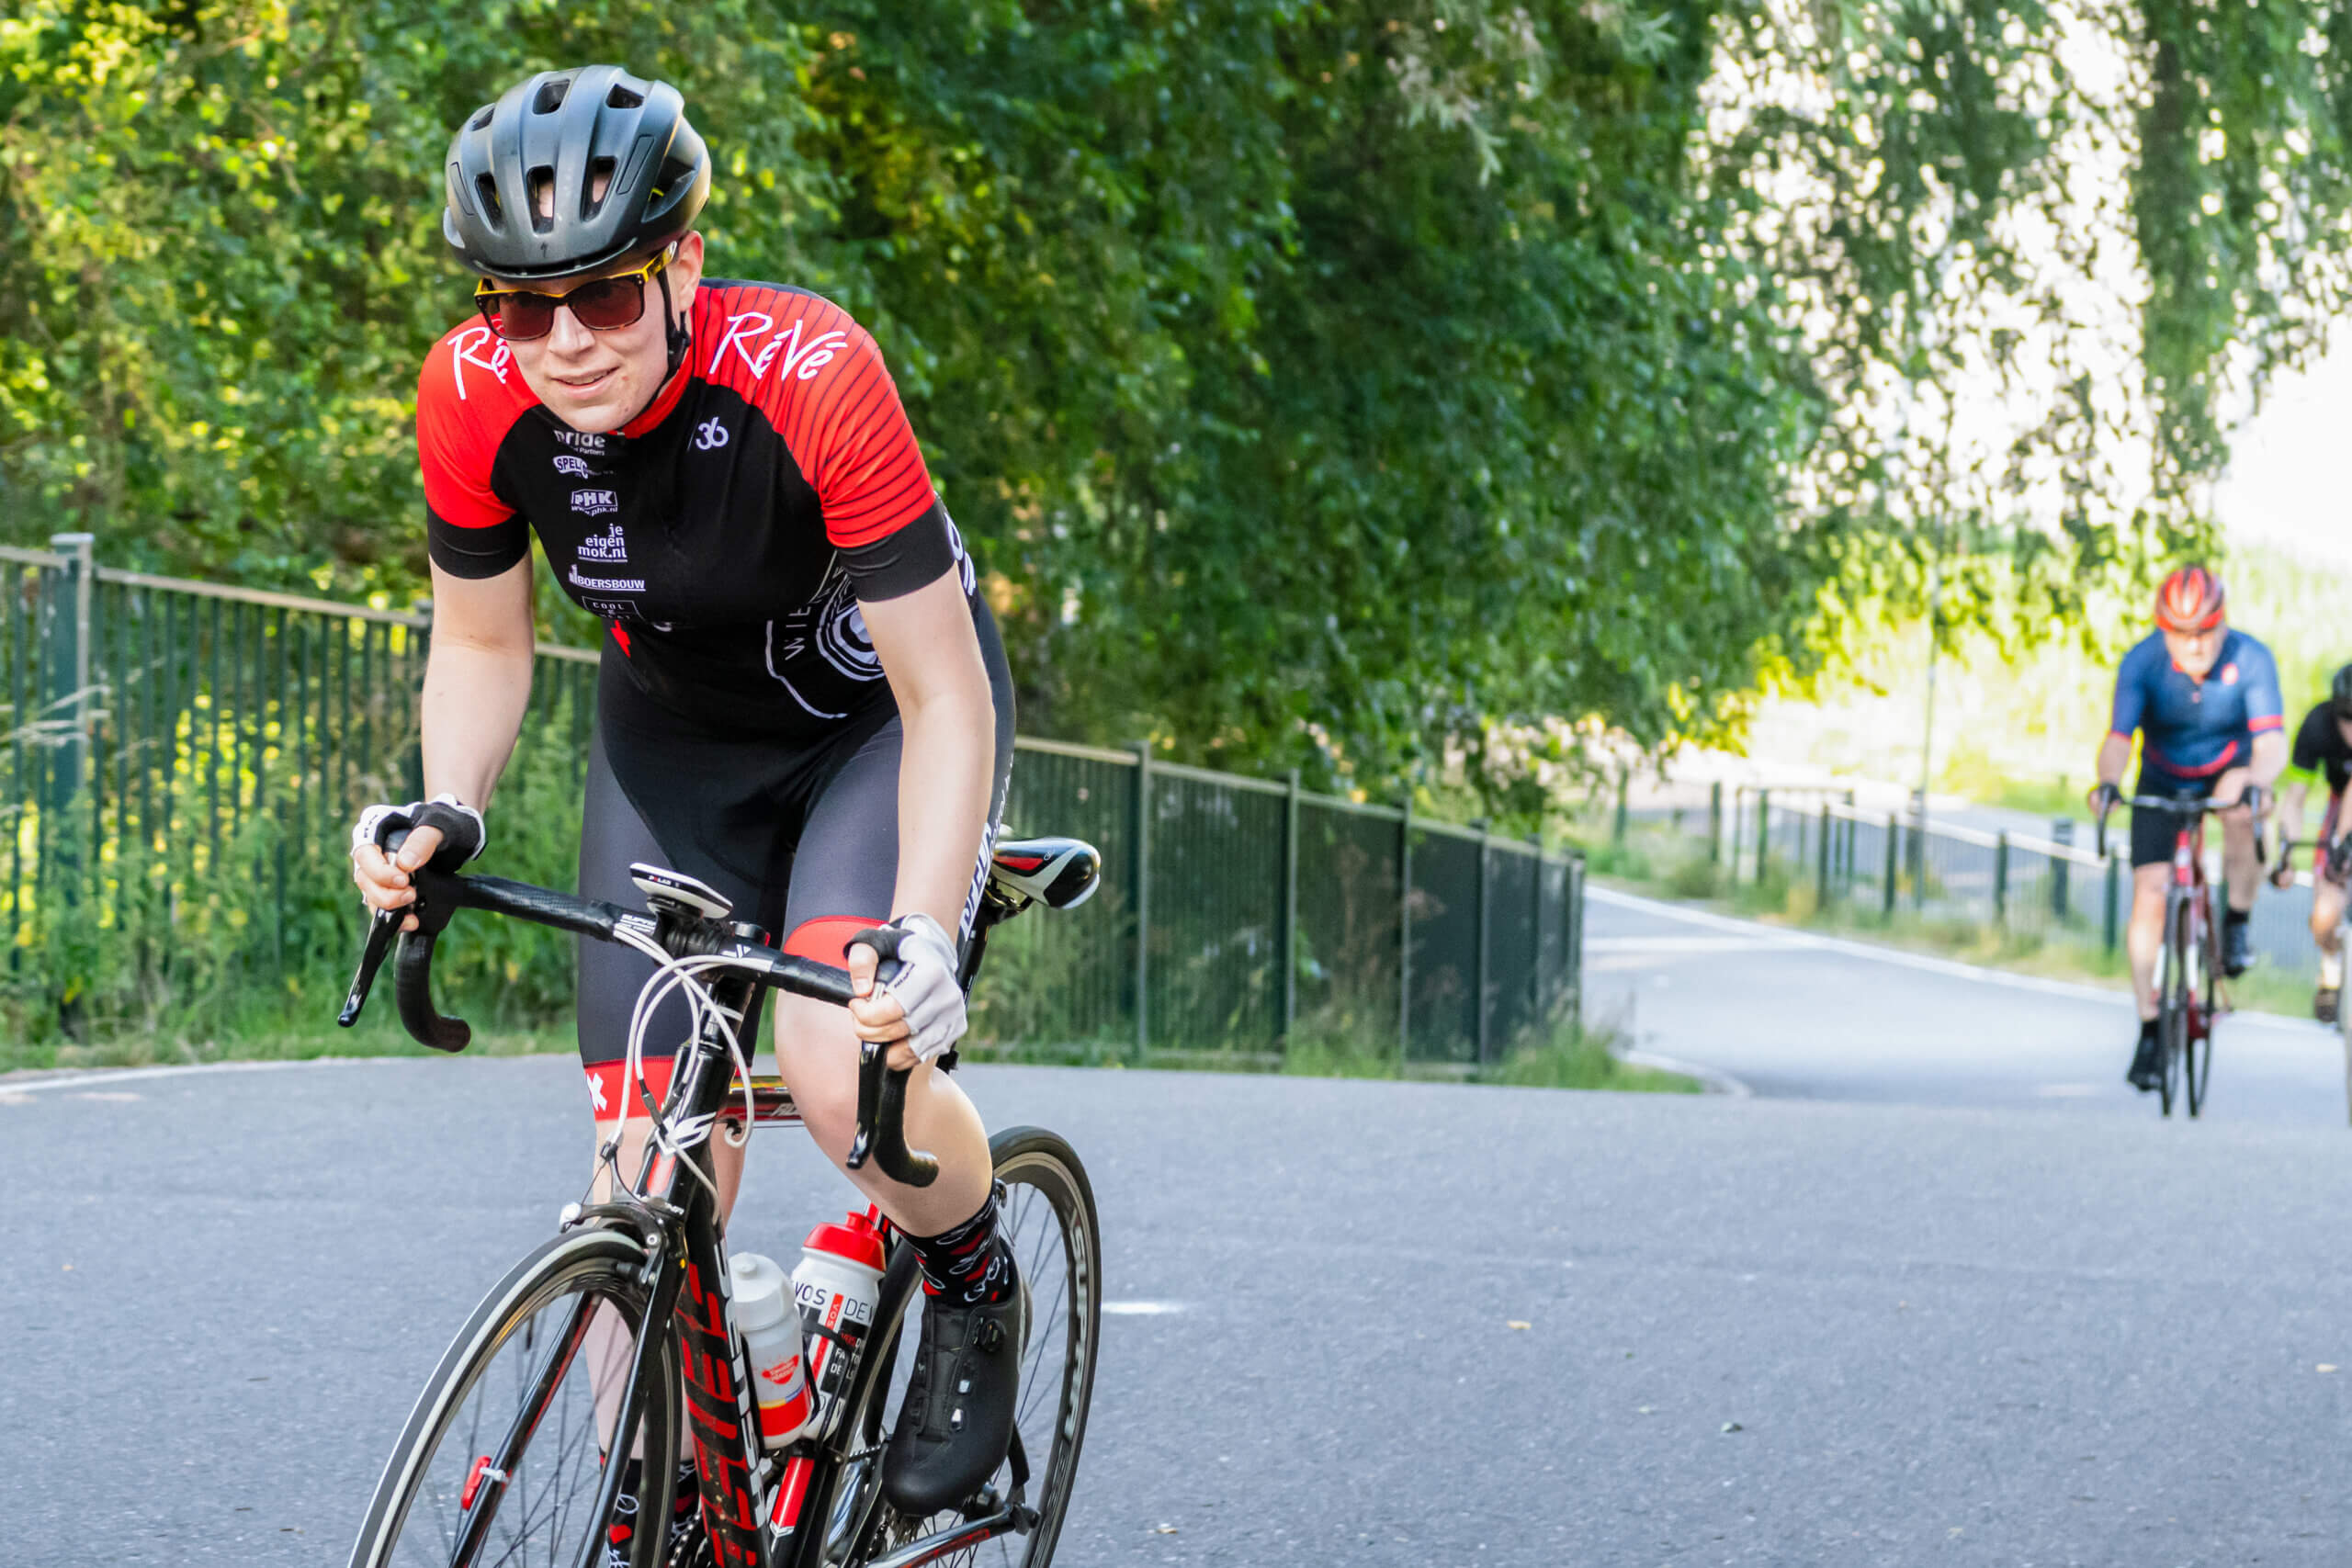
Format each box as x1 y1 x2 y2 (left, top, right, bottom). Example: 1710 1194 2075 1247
489 293 559 340
564 276 647 331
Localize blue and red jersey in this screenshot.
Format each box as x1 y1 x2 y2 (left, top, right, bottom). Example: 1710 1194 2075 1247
2108 628 2284 784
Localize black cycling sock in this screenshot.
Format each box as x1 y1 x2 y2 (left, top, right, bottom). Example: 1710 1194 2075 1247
2226 907 2251 929
908 1188 1014 1306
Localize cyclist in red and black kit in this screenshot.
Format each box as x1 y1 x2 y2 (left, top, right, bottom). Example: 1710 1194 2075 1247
349 66 1020 1558
2270 664 2352 1021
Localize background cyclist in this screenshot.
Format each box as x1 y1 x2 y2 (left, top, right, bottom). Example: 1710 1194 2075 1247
2088 566 2284 1091
347 66 1024 1557
2269 662 2352 1022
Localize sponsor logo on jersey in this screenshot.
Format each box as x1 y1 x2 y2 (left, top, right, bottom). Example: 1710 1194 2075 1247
577 523 628 564
569 565 646 593
551 429 608 454
710 310 850 386
447 326 514 400
694 417 730 452
553 455 593 478
571 488 620 516
2222 662 2240 685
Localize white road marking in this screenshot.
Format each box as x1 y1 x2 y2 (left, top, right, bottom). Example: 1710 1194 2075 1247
0 1057 382 1100
1102 1301 1186 1316
1586 935 1797 954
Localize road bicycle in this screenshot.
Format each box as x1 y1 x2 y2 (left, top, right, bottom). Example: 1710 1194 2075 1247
2278 832 2352 1125
337 824 1106 1568
2097 792 2267 1119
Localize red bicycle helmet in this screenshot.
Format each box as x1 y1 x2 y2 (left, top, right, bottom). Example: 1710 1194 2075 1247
2154 566 2226 633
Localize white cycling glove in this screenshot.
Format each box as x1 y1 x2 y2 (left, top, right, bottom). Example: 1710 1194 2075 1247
351 794 487 871
857 912 967 1063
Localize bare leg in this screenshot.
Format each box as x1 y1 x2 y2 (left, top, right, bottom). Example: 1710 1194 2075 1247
2126 863 2170 1022
771 991 992 1235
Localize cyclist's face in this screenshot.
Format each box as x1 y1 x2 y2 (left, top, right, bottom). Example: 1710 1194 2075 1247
501 232 704 434
2335 716 2352 750
2162 623 2225 679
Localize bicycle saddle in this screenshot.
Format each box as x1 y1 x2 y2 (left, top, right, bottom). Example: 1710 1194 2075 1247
988 836 1102 910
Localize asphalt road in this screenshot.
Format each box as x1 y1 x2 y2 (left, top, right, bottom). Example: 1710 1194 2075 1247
1586 885 2349 1122
10 907 2352 1565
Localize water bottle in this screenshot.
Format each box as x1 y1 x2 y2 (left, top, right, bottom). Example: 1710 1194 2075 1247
729 1252 812 1449
792 1208 888 1438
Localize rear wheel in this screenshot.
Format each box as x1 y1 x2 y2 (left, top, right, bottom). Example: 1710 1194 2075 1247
347 1226 681 1568
2339 960 2352 1127
820 1126 1102 1568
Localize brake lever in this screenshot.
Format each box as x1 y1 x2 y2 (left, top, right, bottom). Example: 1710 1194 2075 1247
337 907 402 1028
842 926 941 1189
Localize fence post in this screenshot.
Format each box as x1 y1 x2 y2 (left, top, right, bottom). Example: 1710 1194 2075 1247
1882 813 1899 919
1280 768 1300 1045
47 532 95 807
2103 852 2120 954
1398 793 1413 1058
1130 740 1152 1056
1529 828 1545 1019
1475 821 1493 1066
1612 763 1629 846
1708 781 1722 865
1566 854 1584 1022
1993 830 2009 925
1756 788 1771 884
1728 787 1744 884
2051 818 2073 920
1816 803 1831 907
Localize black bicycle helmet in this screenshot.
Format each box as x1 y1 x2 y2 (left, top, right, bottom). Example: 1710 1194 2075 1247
2331 661 2352 721
442 65 710 282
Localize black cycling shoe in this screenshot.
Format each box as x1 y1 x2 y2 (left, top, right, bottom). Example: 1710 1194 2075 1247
2223 918 2253 977
2319 987 2342 1026
883 1271 1028 1517
2126 1026 2164 1092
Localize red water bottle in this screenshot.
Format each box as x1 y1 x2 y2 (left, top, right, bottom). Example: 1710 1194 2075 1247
791 1207 888 1439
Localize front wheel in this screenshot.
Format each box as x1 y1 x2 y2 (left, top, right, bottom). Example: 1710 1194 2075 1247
2184 903 2217 1118
2157 897 2191 1118
347 1226 682 1568
820 1125 1103 1568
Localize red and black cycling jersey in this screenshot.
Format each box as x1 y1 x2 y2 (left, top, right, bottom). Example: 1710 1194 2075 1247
416 280 971 735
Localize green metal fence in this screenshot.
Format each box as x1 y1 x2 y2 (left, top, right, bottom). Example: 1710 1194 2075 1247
0 536 1585 1060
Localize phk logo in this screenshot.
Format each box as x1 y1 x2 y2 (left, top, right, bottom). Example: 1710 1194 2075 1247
572 489 620 517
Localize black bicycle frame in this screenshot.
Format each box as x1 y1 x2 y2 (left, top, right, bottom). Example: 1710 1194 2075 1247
335 844 967 1568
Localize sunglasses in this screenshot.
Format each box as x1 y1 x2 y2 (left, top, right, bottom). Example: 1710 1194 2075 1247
473 247 673 342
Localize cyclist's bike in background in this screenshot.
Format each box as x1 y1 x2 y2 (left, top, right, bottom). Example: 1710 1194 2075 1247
339 824 1104 1568
2098 795 2266 1119
2278 834 2352 1126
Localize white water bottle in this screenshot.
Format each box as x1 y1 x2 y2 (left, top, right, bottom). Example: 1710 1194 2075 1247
792 1209 888 1439
729 1252 812 1449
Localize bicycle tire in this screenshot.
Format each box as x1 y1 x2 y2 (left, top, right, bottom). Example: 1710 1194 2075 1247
2185 904 2217 1118
814 1125 1102 1568
2158 897 2189 1118
347 1225 683 1568
2340 970 2352 1127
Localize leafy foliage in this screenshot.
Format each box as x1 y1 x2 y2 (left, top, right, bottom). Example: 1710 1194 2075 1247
4 1 2350 811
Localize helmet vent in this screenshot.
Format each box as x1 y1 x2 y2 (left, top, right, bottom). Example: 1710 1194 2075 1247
533 78 570 115
469 106 494 131
474 174 503 226
527 166 556 231
606 82 644 109
585 156 617 214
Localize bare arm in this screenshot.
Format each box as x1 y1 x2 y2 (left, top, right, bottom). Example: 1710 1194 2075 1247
354 559 536 923
862 570 996 932
2248 730 2289 791
2094 731 2133 791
